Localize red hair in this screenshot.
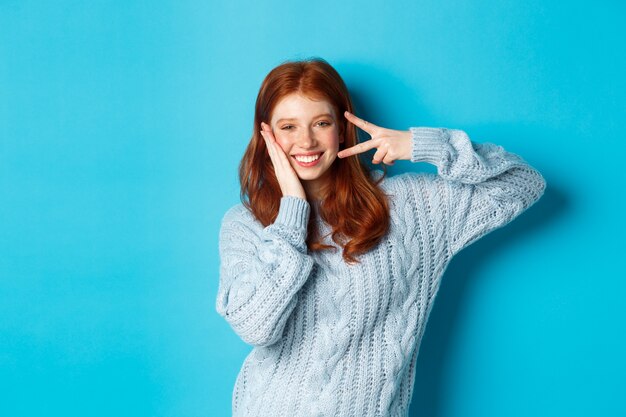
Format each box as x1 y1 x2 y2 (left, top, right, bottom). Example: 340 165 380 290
239 57 391 265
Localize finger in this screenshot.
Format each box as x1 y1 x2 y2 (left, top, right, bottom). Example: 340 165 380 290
261 122 278 144
337 137 381 158
261 129 291 171
261 122 281 144
260 131 276 160
382 154 395 165
372 147 388 165
269 136 291 168
260 123 277 148
344 111 379 135
260 127 285 158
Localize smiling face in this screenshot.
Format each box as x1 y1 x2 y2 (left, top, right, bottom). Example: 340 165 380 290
269 93 344 200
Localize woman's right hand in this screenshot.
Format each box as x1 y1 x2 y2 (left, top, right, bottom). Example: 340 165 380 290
260 122 307 200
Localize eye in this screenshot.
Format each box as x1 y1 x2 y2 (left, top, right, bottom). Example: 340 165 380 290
281 125 294 130
317 121 331 127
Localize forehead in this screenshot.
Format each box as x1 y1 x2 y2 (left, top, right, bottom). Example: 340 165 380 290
271 93 335 121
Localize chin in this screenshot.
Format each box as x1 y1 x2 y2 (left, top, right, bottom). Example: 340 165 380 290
297 173 324 181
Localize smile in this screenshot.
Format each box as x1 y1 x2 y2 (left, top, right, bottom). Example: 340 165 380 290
292 152 323 167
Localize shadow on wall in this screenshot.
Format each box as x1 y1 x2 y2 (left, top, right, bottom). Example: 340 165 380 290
336 61 439 176
409 177 565 417
334 61 566 416
336 61 433 143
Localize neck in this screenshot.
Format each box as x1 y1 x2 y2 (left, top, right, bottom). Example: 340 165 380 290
302 182 323 202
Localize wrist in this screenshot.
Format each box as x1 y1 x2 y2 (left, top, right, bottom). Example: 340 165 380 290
409 127 449 164
275 195 310 229
401 130 413 160
283 192 307 201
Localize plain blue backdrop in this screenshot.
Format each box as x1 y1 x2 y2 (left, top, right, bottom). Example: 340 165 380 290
1 1 624 416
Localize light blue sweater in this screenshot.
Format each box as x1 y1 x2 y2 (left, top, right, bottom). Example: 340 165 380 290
216 127 546 417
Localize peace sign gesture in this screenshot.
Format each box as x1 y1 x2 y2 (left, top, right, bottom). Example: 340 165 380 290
338 111 413 166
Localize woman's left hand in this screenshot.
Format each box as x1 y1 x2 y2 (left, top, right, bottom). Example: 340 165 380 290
338 111 412 165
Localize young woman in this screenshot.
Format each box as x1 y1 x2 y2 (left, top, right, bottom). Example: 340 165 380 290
216 57 546 417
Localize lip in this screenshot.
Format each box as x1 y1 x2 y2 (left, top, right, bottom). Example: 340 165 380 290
291 151 324 157
292 151 324 167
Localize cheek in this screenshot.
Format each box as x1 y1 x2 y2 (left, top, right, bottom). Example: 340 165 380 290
324 131 341 148
274 136 290 153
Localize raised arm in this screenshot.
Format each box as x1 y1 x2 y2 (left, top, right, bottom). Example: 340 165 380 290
339 111 547 257
216 196 315 346
406 127 547 255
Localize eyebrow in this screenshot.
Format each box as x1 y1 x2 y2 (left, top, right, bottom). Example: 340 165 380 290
275 113 334 124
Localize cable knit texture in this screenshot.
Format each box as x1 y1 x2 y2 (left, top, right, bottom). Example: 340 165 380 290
216 127 547 417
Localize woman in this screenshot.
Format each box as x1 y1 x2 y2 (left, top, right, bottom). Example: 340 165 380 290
216 57 546 417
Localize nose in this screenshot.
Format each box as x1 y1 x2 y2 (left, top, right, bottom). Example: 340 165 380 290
298 128 317 148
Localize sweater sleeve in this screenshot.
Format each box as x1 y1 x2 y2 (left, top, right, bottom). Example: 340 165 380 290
406 127 547 256
216 196 315 347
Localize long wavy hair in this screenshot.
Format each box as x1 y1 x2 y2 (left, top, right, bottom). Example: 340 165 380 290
239 57 391 265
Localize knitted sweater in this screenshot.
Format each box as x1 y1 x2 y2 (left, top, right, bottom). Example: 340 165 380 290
216 127 546 417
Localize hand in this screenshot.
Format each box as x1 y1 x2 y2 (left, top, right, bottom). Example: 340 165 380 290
338 111 412 165
260 122 307 200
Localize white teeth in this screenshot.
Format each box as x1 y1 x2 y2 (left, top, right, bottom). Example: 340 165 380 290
294 153 321 163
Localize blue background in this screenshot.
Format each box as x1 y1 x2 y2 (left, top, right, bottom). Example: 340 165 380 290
1 1 624 416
